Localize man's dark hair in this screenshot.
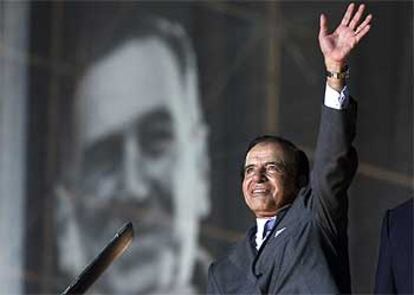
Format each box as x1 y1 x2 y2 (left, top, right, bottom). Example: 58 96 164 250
240 135 309 189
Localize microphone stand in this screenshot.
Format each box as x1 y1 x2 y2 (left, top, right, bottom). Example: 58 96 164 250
61 222 134 294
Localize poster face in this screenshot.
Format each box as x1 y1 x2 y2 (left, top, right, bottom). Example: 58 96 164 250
51 3 211 294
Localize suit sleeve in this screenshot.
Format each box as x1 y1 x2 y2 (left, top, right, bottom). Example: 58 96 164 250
374 210 396 294
311 99 358 234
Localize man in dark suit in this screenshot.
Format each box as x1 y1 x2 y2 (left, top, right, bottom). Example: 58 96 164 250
207 3 372 294
374 198 413 294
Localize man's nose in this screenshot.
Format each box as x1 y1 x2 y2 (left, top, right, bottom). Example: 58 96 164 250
252 168 267 183
123 134 150 200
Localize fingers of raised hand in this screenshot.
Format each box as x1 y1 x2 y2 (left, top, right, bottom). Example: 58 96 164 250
354 19 371 43
348 4 366 30
354 14 372 35
339 3 372 44
340 3 355 26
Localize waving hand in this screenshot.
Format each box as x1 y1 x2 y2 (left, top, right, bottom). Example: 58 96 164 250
319 3 372 66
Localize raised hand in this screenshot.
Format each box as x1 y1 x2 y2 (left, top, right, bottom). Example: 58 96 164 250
319 3 372 67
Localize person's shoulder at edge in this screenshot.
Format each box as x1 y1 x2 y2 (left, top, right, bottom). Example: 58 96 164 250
391 198 413 212
387 198 413 225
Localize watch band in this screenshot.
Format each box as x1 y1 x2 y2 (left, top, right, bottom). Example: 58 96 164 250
326 65 349 79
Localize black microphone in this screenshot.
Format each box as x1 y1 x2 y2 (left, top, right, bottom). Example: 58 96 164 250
61 222 134 294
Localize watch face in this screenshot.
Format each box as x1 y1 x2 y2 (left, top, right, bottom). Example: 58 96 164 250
326 67 349 79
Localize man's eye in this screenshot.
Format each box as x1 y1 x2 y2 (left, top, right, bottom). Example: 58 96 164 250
266 164 282 173
81 135 122 189
244 167 254 175
136 108 175 158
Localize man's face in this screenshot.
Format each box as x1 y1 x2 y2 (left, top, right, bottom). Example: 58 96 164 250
72 37 184 292
242 142 296 218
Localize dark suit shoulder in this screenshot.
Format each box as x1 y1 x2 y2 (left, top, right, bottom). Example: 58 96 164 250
387 198 413 233
212 231 255 273
207 227 261 294
389 198 413 217
376 198 413 294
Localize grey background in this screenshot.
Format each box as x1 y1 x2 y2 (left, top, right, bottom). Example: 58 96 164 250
0 1 411 293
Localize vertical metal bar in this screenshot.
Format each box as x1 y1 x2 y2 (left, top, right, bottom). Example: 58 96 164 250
42 1 64 292
265 1 281 134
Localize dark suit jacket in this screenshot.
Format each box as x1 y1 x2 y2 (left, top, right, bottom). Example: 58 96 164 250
207 101 358 294
374 198 413 294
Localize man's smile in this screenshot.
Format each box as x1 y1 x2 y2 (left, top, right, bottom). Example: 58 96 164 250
251 186 271 196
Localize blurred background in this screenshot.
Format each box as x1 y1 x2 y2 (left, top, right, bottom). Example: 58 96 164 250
0 1 412 294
